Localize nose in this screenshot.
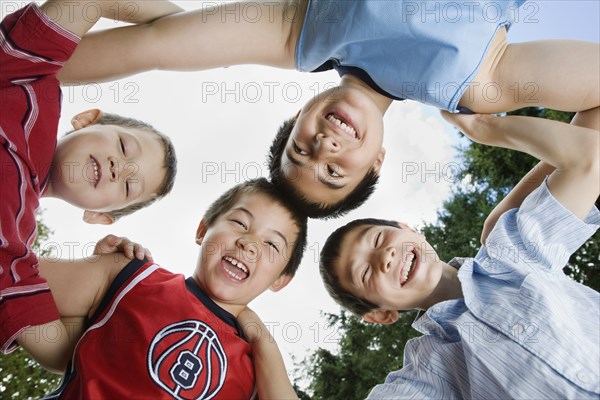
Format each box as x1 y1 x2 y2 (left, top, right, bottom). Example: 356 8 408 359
374 246 396 273
108 156 124 183
236 236 258 259
315 133 340 155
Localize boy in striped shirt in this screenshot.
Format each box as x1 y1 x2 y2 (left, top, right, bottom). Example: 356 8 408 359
320 111 599 398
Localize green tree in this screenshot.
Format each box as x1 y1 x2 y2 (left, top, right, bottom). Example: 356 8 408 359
297 108 599 395
300 311 419 400
0 211 62 399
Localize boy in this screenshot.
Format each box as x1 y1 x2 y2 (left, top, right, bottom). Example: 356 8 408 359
26 178 305 399
319 113 599 398
57 0 599 217
0 1 180 358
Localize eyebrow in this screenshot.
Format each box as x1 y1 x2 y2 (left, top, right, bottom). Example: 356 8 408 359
232 207 289 248
284 148 346 190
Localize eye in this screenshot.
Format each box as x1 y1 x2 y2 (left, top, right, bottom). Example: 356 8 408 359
293 141 308 156
266 241 280 253
230 219 247 229
119 138 126 156
327 164 341 178
361 265 370 283
125 180 130 197
374 232 382 248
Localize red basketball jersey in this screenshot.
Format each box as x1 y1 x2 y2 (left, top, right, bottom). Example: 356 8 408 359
50 259 256 399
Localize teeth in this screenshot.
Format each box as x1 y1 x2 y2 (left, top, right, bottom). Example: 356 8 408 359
224 256 248 274
400 252 415 285
327 114 357 138
91 158 99 183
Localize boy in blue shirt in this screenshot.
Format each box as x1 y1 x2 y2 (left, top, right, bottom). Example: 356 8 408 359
319 112 599 398
57 0 599 218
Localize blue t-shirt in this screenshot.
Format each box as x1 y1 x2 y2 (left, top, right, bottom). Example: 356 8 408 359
368 180 600 398
296 0 525 111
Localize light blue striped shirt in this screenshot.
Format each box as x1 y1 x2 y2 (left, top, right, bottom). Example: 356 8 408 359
368 181 600 399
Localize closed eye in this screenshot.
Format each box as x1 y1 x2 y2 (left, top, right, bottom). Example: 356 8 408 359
231 219 247 229
374 232 382 247
119 138 126 156
266 241 280 252
361 265 370 283
293 140 309 156
125 181 130 197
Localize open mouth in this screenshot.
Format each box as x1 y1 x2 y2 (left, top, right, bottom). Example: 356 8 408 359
89 155 101 187
400 249 418 286
326 112 359 139
222 256 249 281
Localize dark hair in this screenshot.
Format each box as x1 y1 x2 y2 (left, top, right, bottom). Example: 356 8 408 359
202 178 308 277
320 218 401 316
92 113 177 221
268 117 379 220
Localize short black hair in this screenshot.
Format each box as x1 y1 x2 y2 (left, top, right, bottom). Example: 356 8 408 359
320 218 401 316
268 117 379 220
202 178 308 277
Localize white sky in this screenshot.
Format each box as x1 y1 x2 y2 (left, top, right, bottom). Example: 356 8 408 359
7 0 598 387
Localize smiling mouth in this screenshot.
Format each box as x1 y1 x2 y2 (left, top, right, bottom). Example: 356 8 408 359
326 113 359 139
400 250 418 286
222 256 249 281
90 155 101 187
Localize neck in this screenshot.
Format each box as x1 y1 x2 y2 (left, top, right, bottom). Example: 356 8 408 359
340 74 394 115
421 262 463 310
191 275 245 318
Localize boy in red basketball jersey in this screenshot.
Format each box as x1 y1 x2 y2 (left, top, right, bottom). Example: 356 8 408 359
24 178 304 399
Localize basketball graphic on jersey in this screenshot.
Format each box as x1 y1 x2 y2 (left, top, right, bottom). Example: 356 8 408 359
148 320 228 399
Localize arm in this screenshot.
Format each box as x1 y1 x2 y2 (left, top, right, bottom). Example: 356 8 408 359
17 253 130 373
238 308 298 399
58 0 305 84
442 112 600 221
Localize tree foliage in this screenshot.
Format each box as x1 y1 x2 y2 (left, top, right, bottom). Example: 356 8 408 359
300 311 419 400
297 108 599 395
0 211 62 399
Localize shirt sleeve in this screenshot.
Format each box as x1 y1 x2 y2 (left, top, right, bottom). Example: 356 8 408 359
0 3 80 87
485 179 600 275
367 337 462 400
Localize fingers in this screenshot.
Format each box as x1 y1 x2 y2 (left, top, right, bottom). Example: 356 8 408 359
93 235 153 261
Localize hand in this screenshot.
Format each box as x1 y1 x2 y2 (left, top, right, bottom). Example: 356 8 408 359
93 234 152 261
237 307 266 343
480 212 500 246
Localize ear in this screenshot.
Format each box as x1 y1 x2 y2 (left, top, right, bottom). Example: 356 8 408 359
269 274 293 292
71 109 102 130
362 309 398 325
372 147 386 174
195 219 207 245
83 210 115 225
293 109 301 120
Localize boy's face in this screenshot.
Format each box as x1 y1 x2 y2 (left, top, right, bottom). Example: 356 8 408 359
333 223 443 312
279 86 386 206
50 124 166 213
194 192 298 309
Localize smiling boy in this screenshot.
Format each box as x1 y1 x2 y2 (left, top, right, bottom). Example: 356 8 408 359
25 178 305 399
57 0 599 217
0 0 180 359
320 113 599 397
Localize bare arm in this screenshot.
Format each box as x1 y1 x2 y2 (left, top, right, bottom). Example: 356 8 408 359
442 112 600 221
17 254 130 373
58 0 306 84
238 308 298 399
